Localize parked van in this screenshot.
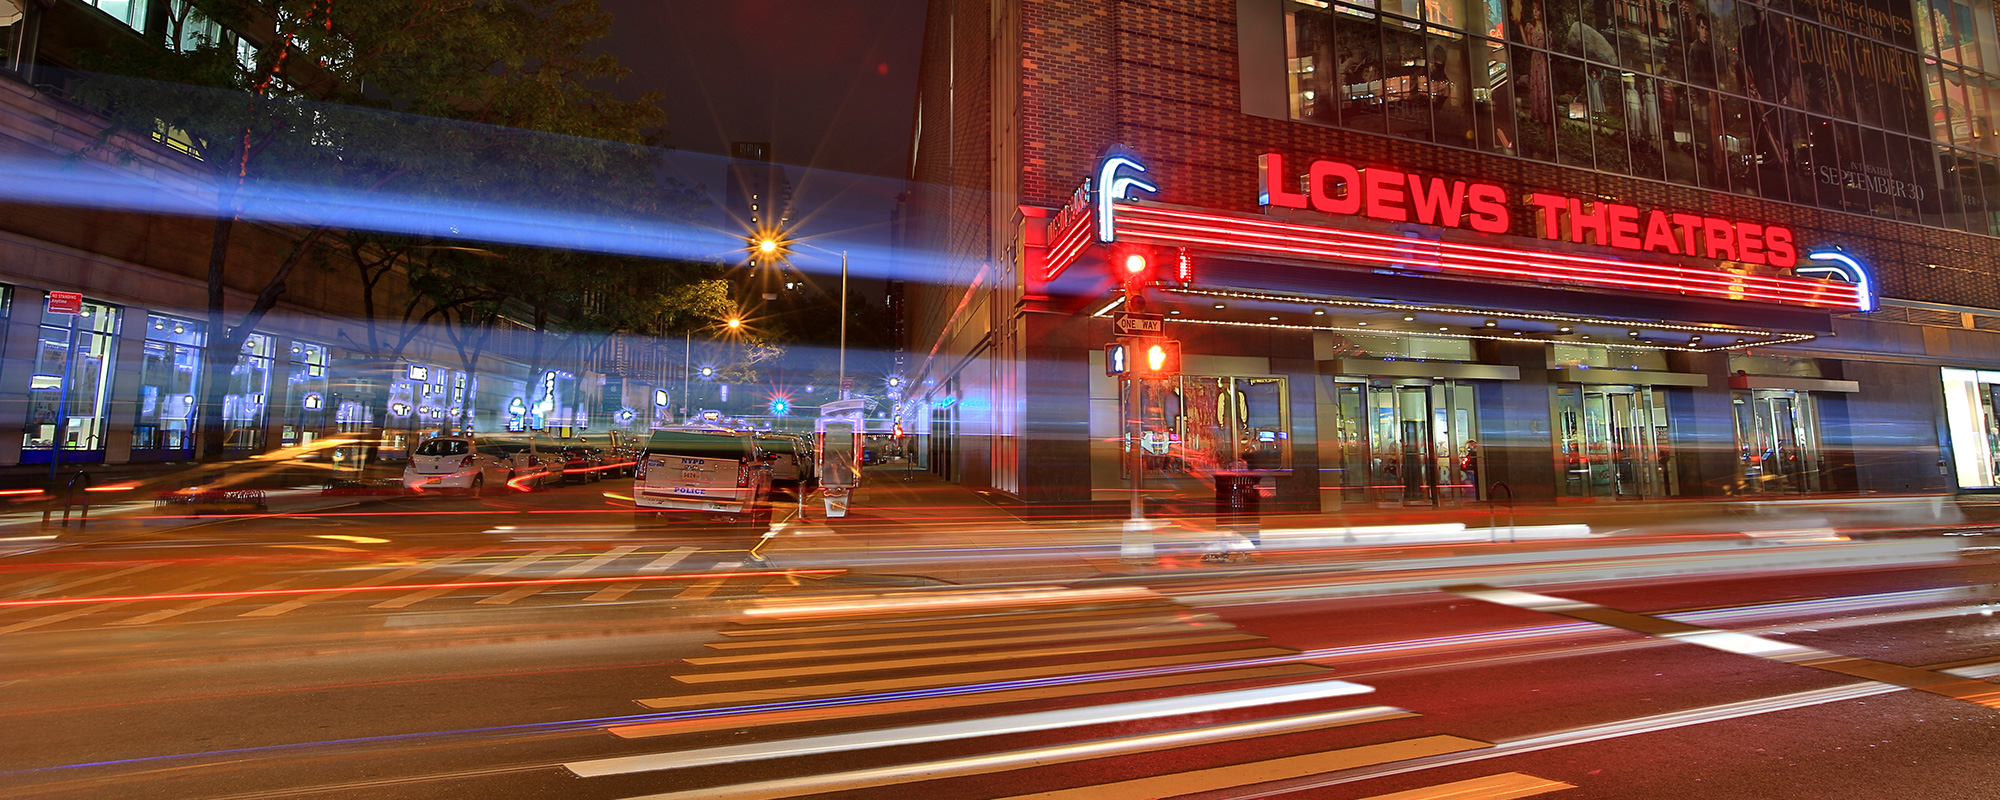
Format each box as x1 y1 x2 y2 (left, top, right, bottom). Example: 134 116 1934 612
633 428 773 523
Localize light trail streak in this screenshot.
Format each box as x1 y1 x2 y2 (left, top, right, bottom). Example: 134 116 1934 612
0 569 844 608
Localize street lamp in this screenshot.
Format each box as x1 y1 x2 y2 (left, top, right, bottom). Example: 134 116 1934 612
726 317 743 330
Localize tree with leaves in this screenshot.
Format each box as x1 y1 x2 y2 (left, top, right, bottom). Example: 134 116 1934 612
72 0 669 460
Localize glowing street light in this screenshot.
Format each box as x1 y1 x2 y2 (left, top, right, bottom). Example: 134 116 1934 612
726 317 743 330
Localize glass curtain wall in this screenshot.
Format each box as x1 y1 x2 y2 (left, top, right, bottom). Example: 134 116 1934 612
23 300 121 460
133 315 204 456
1284 0 2000 234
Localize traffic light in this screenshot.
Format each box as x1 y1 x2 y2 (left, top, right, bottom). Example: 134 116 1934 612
1132 339 1181 377
1112 244 1154 287
1104 342 1130 376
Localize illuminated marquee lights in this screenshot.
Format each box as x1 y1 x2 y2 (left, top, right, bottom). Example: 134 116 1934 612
1155 287 1780 338
1111 203 1866 311
1043 150 1869 312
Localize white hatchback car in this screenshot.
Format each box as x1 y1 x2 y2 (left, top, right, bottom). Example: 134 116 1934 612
402 436 551 494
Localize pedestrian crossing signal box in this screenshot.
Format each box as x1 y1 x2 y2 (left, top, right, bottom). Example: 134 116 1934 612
1106 338 1180 378
1104 342 1129 376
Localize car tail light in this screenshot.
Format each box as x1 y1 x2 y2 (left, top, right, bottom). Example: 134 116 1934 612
459 455 475 468
635 459 649 479
737 459 750 488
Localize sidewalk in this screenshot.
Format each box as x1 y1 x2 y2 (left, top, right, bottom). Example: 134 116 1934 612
757 464 2000 586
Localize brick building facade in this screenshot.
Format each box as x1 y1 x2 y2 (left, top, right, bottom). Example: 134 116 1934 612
906 0 2000 511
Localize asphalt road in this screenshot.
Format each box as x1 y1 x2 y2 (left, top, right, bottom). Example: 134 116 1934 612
1 480 1998 799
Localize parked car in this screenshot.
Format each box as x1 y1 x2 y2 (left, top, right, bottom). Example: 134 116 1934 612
559 445 608 483
402 436 498 495
754 434 809 485
481 437 562 491
633 428 774 526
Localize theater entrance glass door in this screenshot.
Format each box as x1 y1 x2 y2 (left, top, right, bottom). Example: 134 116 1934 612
1333 378 1480 506
1556 384 1679 499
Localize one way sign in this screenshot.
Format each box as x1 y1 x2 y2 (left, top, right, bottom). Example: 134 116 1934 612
1113 313 1163 335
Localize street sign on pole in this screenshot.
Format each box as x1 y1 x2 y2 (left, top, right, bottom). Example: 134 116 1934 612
1112 312 1163 335
839 377 855 392
45 292 81 315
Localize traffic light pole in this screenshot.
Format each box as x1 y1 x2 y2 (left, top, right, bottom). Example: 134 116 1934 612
1119 372 1154 565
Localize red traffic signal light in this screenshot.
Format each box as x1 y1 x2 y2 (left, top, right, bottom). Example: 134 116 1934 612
1112 244 1154 286
1122 338 1180 377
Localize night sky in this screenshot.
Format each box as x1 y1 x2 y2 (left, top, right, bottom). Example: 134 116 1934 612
592 0 928 274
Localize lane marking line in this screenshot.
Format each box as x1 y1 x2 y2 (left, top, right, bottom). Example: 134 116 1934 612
988 735 1492 800
567 678 1375 777
610 663 1332 739
604 705 1415 800
740 586 1164 622
706 611 1219 649
718 602 1185 638
673 632 1264 684
1452 584 2000 709
640 646 1301 709
1351 772 1576 800
685 621 1234 665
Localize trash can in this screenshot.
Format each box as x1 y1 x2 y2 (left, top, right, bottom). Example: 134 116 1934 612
1215 472 1261 542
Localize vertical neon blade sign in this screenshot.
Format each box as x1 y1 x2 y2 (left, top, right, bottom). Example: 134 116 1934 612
1096 154 1157 243
1801 251 1875 313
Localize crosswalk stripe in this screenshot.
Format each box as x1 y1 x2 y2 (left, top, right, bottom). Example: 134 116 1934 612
369 547 535 608
586 583 642 603
610 663 1334 739
477 545 643 606
7 562 163 598
673 579 731 602
988 735 1492 799
476 546 569 576
639 547 699 572
1 576 228 634
243 552 485 618
606 705 1414 800
1351 772 1576 800
707 610 1219 649
718 603 1183 638
674 632 1262 683
740 586 1160 622
686 621 1236 666
114 578 299 625
569 679 1376 778
637 647 1297 709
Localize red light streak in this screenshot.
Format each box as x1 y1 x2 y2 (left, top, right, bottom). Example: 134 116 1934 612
0 488 45 497
0 568 847 609
506 470 552 491
1113 204 1864 311
83 483 140 492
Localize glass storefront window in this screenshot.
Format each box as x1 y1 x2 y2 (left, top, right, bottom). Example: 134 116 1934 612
24 300 120 457
1941 367 2000 488
1176 375 1292 473
224 333 274 451
134 315 204 454
281 341 330 447
1549 343 1669 370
